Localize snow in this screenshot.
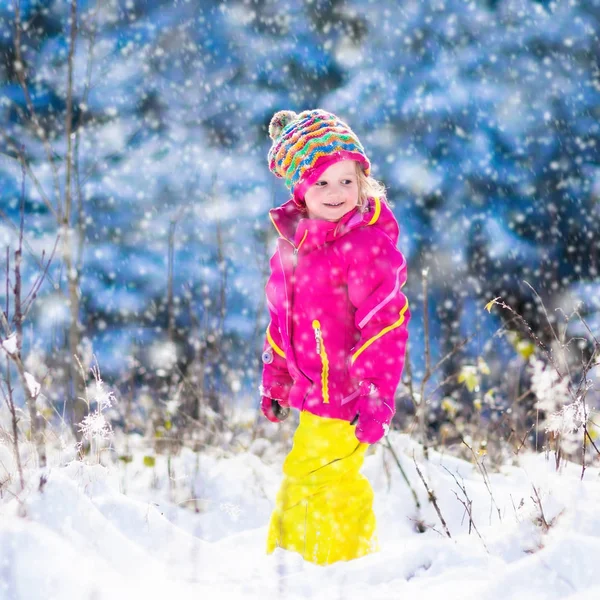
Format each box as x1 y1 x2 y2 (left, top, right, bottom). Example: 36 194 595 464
23 372 40 398
1 3 600 598
1 333 17 356
1 434 599 600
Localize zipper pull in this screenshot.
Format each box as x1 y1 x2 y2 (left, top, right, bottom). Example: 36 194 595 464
312 320 321 355
292 246 299 268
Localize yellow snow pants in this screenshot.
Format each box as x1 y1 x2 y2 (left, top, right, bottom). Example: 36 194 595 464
266 410 379 565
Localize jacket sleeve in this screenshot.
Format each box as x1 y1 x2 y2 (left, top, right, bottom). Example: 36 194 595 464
260 302 293 406
346 231 410 411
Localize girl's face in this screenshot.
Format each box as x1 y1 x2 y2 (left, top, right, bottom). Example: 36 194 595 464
303 160 360 222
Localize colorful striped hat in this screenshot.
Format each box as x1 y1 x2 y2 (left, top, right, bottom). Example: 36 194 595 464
268 109 371 200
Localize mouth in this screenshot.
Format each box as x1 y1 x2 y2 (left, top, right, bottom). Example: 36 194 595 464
324 202 344 207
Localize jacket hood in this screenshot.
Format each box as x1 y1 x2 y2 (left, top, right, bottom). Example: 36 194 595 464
268 196 399 248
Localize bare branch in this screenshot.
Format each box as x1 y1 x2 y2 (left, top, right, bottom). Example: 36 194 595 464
64 0 78 227
383 437 421 511
461 436 502 522
1 358 25 491
522 280 571 380
585 429 600 457
442 466 488 551
531 484 550 532
418 269 432 458
13 0 61 210
0 139 58 219
22 235 60 319
412 453 451 538
430 332 478 376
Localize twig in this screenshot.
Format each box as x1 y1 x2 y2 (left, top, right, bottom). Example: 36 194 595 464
523 281 571 380
514 424 536 455
486 290 597 471
461 436 502 523
418 269 431 459
442 465 488 551
1 358 25 491
531 484 550 532
402 344 417 410
509 494 523 522
486 295 563 380
13 0 62 209
429 332 478 378
0 202 59 288
64 0 78 226
383 438 421 510
412 453 451 538
585 429 600 457
22 236 60 319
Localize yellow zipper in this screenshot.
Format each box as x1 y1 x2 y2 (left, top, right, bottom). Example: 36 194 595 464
312 320 330 404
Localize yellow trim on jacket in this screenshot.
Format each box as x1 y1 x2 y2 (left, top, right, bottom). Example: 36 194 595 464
368 196 381 226
312 320 330 404
351 301 409 364
269 213 284 238
266 323 286 358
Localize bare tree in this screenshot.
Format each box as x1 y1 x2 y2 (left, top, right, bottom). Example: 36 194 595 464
3 0 101 433
0 162 59 468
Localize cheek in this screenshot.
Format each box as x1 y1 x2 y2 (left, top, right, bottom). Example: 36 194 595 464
305 188 323 202
304 192 321 208
346 186 359 200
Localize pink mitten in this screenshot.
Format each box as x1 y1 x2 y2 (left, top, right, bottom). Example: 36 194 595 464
353 386 393 444
260 397 290 423
355 417 387 444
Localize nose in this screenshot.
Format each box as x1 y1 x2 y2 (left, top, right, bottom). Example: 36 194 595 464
326 182 342 197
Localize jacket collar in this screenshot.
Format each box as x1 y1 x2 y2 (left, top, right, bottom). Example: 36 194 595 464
268 196 399 252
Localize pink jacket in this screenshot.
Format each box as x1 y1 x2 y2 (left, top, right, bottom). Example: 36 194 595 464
260 196 410 422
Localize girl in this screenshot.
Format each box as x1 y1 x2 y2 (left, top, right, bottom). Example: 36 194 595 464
260 109 410 566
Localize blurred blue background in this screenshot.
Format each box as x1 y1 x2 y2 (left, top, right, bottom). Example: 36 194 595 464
1 0 599 424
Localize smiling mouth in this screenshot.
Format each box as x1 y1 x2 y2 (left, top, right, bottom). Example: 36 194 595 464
324 202 343 207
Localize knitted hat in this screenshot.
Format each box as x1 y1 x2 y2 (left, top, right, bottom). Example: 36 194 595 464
268 109 371 200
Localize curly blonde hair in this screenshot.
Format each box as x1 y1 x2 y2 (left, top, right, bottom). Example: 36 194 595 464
356 162 387 211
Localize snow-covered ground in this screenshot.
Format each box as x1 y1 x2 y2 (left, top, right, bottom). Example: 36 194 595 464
1 429 599 600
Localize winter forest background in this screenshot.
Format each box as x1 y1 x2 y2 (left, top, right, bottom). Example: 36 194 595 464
1 1 600 598
1 0 600 478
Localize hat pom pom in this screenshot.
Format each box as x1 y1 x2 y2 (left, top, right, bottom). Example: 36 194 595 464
269 110 298 141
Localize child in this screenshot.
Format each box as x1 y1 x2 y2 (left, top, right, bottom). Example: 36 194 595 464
260 109 410 566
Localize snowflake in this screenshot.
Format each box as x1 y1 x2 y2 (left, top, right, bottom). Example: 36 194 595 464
220 502 242 521
78 411 112 443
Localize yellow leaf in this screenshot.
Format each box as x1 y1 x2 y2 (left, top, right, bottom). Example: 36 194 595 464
516 340 535 360
458 366 479 392
441 397 459 418
483 388 496 406
143 455 156 468
477 356 490 375
473 398 482 411
484 297 501 312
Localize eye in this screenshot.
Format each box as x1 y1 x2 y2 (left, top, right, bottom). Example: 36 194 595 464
314 181 327 187
341 179 353 185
